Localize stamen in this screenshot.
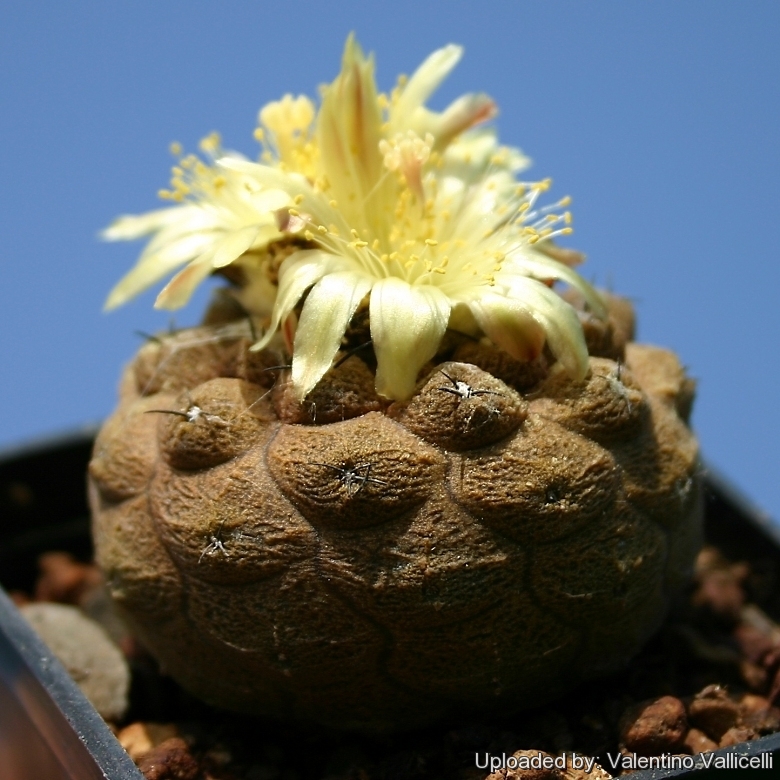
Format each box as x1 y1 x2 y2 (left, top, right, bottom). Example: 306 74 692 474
260 94 315 137
199 132 221 154
379 130 433 201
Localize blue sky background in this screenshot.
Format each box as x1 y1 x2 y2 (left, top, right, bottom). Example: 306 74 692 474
1 2 778 526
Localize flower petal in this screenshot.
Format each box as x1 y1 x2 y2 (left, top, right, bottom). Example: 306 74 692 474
391 45 496 151
427 93 497 149
253 249 353 351
291 271 373 399
219 159 346 235
101 205 203 241
219 157 308 191
104 231 216 310
508 251 607 319
534 240 585 268
370 279 451 400
506 277 590 379
466 291 546 362
154 251 216 310
390 44 463 130
441 128 531 183
316 34 384 222
246 187 292 214
212 225 260 268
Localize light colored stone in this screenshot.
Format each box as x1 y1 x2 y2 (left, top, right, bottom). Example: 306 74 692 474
20 602 130 721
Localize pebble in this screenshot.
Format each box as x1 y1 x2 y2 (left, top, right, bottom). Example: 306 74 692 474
693 551 747 620
740 693 772 713
742 706 780 735
719 726 757 747
687 685 740 741
485 749 563 780
118 722 180 761
619 696 688 755
136 737 198 780
484 752 613 780
20 602 129 721
733 621 775 663
682 727 718 754
33 551 102 605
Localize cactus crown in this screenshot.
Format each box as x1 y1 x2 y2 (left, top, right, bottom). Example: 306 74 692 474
103 34 605 400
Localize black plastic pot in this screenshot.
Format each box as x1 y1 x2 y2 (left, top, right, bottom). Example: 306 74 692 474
0 429 143 780
1 431 779 779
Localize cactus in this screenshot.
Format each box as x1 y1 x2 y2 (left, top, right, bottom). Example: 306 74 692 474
92 36 701 731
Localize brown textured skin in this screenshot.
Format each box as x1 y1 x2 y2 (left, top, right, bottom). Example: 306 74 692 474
89 299 702 732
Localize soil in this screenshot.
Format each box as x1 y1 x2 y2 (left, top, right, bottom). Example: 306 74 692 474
7 484 780 780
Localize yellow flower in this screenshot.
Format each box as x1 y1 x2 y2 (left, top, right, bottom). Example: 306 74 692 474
103 34 605 402
222 36 605 400
102 135 292 311
101 37 494 315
